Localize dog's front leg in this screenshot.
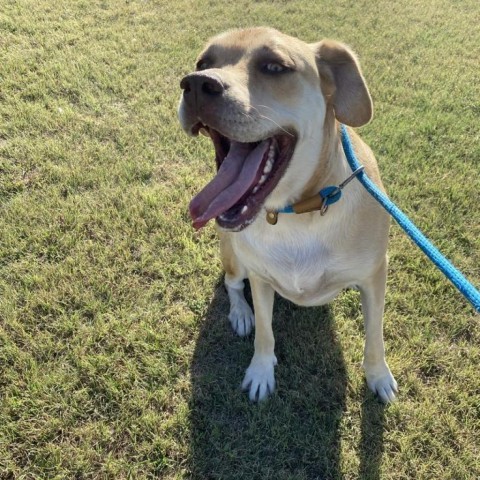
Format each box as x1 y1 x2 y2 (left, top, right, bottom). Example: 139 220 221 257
359 259 398 403
241 273 277 401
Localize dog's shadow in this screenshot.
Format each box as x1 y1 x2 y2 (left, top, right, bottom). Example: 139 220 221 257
189 278 385 480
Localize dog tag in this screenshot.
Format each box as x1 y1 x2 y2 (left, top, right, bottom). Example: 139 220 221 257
266 211 278 225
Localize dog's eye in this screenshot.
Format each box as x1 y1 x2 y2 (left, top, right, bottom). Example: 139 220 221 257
262 62 291 74
196 59 210 71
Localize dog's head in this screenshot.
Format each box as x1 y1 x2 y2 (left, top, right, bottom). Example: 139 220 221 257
178 27 372 231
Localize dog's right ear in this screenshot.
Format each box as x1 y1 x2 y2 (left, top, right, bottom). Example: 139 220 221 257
311 40 373 127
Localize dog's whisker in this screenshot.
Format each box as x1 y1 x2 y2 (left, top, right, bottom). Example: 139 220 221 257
249 105 295 137
238 108 294 138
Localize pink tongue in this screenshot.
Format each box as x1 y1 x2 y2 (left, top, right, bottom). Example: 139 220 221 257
189 139 270 229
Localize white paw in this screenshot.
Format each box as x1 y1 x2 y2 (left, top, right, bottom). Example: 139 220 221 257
364 363 398 403
241 354 277 401
228 301 255 337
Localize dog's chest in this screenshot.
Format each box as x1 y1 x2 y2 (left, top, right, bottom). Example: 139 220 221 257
234 222 351 305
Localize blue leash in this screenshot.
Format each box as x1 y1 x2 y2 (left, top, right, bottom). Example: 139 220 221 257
273 125 480 313
339 124 480 313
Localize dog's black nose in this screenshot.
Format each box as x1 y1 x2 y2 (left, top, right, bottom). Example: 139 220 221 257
180 72 225 97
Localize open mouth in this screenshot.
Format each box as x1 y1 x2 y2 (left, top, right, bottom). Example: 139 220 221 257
188 123 297 231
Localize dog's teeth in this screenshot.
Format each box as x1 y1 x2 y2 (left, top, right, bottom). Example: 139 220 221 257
241 206 248 214
253 186 259 194
259 174 267 184
263 159 273 174
199 127 210 137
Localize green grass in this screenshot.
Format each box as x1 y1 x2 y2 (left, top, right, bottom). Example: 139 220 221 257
0 0 479 478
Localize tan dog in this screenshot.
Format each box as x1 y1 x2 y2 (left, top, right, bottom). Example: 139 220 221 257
178 27 398 403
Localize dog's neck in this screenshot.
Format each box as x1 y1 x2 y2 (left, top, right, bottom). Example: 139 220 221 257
301 111 348 201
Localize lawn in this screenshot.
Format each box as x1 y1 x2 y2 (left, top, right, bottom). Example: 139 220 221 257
0 0 479 479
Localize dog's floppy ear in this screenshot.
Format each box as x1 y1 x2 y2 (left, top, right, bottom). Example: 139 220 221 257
312 40 372 127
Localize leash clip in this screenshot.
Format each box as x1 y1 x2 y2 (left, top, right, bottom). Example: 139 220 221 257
319 166 365 215
338 166 365 189
320 196 330 216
